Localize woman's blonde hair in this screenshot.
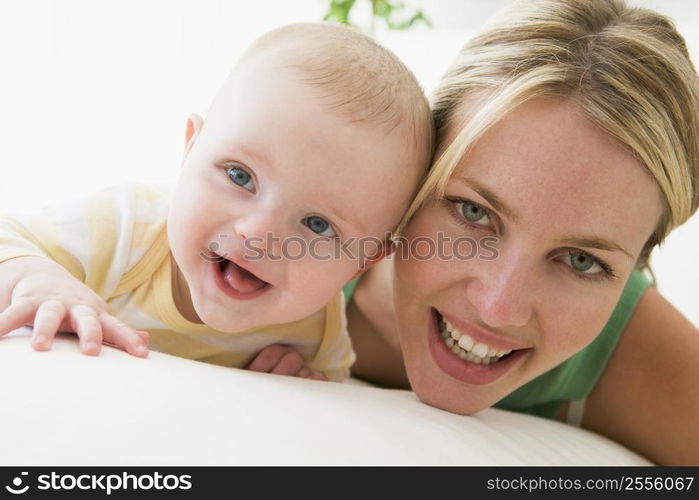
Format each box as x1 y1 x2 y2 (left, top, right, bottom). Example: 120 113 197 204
400 0 699 267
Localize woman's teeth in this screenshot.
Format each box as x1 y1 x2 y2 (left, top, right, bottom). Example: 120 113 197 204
438 316 512 365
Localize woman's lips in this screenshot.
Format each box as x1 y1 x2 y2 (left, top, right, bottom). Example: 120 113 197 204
428 308 531 386
438 310 531 352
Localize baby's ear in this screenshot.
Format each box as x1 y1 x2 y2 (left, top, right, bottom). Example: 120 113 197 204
182 113 204 161
352 240 395 279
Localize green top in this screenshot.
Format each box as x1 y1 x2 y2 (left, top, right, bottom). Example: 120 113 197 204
342 269 653 419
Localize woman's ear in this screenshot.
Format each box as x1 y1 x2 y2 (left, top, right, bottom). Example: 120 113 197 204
182 113 204 162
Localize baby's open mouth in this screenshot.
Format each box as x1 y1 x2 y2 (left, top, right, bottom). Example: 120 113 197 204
217 257 270 294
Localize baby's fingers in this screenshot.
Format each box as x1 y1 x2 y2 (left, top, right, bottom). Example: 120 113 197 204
99 313 149 358
295 366 327 381
69 304 103 355
31 300 67 351
270 350 305 376
247 344 291 373
0 300 37 337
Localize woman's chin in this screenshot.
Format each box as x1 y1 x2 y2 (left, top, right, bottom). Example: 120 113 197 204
406 367 494 415
419 389 490 416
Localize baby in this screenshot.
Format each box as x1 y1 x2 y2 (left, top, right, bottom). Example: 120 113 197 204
0 23 432 381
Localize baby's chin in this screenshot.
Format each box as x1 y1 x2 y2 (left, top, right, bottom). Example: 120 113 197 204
192 304 268 333
192 298 323 334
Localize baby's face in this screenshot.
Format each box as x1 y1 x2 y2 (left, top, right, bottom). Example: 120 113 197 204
168 58 424 332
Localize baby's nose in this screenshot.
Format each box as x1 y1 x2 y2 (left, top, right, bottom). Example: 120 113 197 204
233 212 284 255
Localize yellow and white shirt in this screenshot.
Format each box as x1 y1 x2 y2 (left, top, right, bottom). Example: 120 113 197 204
0 183 354 381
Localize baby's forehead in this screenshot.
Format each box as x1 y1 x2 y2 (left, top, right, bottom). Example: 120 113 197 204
213 23 432 151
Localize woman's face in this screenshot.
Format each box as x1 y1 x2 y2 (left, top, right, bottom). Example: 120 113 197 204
393 97 664 414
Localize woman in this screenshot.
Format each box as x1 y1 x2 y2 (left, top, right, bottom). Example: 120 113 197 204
347 0 699 465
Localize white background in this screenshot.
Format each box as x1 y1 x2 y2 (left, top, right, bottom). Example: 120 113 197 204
0 0 697 325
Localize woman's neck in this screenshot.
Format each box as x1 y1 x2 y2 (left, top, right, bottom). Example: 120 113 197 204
347 257 409 388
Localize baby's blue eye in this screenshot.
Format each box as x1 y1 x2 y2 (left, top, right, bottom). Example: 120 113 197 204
304 216 336 238
226 166 254 192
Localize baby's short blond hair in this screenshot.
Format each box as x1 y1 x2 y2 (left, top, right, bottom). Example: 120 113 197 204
235 22 434 173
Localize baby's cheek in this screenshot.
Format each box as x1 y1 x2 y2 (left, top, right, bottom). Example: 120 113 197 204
179 194 210 228
286 256 356 304
171 210 203 256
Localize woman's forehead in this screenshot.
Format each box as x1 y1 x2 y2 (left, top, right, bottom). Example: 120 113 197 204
452 99 627 176
444 98 664 253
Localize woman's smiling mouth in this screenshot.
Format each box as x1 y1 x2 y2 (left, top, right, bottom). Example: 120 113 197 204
428 308 532 385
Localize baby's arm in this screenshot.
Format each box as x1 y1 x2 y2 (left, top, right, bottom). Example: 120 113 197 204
0 184 164 357
246 345 326 380
0 256 149 357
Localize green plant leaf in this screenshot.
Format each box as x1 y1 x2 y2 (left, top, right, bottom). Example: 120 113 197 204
324 0 430 31
323 0 357 25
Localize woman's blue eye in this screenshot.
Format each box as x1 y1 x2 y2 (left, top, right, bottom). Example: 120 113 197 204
226 166 254 192
560 251 615 281
569 252 595 272
563 251 606 276
458 200 491 226
304 216 336 238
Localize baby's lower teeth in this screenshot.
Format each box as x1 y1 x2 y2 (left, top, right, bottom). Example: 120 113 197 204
439 318 501 365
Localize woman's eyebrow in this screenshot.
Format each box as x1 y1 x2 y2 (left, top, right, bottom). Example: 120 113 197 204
455 177 520 222
456 176 634 260
560 236 634 260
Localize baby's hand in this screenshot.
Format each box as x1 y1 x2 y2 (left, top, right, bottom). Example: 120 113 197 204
0 256 149 357
246 345 327 380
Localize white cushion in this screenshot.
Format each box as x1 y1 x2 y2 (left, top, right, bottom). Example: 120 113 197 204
0 327 651 465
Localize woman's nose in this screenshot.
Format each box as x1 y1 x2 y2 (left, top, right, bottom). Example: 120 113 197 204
465 253 534 329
